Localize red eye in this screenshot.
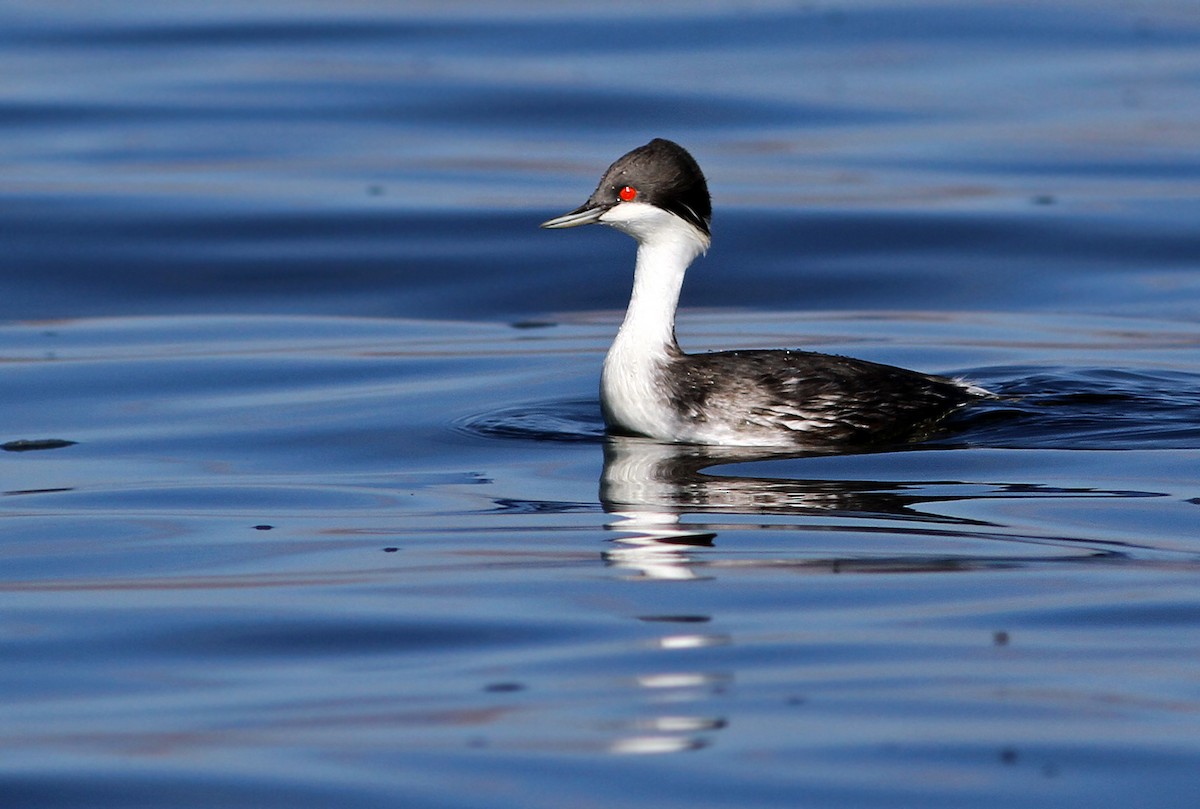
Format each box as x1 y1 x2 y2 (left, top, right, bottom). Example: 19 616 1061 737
618 185 637 202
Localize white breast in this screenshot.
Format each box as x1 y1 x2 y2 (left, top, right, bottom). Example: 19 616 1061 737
600 342 678 440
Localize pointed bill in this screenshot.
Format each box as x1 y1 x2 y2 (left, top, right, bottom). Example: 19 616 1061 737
540 203 607 229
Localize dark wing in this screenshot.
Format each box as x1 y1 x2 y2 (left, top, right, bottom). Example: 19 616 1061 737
666 349 979 444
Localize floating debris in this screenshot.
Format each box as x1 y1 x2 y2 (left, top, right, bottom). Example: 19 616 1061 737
2 439 77 453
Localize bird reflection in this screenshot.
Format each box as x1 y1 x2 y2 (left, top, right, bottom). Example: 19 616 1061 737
599 433 1143 583
599 434 997 580
596 437 963 754
593 435 1141 754
600 434 987 520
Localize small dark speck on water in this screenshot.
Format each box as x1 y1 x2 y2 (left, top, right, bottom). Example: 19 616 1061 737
2 439 77 452
510 320 557 330
1000 747 1019 765
993 630 1011 646
637 615 712 623
1032 194 1056 205
382 547 399 553
253 524 274 531
484 682 526 693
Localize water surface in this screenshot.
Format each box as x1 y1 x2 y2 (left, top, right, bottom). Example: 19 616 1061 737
3 2 1200 807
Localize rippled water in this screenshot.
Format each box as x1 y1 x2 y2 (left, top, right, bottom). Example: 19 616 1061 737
4 2 1200 807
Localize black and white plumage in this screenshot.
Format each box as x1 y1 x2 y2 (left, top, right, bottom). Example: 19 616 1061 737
541 138 984 447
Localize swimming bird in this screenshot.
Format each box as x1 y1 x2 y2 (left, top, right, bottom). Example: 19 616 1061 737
541 138 983 447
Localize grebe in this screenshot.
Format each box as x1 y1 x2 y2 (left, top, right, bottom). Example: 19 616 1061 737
541 138 983 447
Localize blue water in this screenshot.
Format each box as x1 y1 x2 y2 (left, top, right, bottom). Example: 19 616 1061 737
4 2 1200 807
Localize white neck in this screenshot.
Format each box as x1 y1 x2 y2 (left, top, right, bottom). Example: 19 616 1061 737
607 203 710 352
598 204 710 438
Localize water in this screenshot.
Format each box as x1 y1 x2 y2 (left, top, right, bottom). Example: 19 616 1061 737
3 2 1200 806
